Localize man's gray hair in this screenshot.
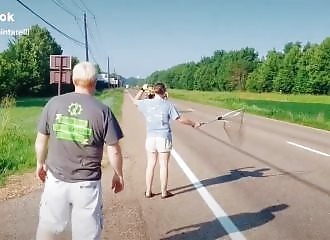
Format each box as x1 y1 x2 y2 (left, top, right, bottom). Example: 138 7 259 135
72 61 97 87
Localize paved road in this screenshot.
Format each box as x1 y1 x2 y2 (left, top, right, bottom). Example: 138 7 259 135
0 90 329 240
124 89 330 240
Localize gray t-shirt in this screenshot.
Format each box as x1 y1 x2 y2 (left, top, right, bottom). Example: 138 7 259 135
37 92 123 182
137 96 180 140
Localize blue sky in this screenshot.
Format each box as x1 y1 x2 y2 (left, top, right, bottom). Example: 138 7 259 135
1 0 330 78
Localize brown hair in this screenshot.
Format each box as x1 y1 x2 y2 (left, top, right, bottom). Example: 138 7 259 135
154 83 166 95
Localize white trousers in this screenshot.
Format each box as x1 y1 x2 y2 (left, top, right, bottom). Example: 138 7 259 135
36 171 103 240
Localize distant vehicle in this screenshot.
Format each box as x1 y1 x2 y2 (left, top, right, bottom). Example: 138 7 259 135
97 73 108 82
125 84 129 89
96 73 109 90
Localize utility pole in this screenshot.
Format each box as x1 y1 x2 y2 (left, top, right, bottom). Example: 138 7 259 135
107 56 110 88
83 12 89 61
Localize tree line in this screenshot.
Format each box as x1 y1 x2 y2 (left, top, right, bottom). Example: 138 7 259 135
1 25 329 97
146 39 330 95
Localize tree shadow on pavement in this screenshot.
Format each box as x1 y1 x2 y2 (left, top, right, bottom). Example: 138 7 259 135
169 167 272 196
161 203 289 240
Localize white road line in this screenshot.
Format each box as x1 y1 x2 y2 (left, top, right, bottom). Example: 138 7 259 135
171 149 246 240
287 141 330 157
127 91 246 239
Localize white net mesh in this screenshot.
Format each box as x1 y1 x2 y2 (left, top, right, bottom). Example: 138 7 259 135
222 109 245 146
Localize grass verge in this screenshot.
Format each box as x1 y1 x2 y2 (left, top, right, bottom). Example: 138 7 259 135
97 88 123 119
0 89 124 184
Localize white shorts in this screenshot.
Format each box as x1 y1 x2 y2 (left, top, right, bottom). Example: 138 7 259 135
36 171 103 240
145 137 172 153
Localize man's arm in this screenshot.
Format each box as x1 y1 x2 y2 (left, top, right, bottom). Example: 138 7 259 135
107 142 123 177
107 142 124 193
35 132 49 165
35 132 49 182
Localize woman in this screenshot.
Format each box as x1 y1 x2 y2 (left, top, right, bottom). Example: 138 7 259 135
134 83 201 199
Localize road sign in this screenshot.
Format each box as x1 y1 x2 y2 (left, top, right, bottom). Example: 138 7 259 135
50 55 72 70
49 55 72 95
50 70 71 84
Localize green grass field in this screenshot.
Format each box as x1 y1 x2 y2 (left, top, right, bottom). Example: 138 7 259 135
169 89 330 131
97 88 124 120
0 89 123 184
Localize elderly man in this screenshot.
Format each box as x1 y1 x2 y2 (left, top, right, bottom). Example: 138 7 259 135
35 61 124 240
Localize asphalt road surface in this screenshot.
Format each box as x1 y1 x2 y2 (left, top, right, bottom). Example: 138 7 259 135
0 89 329 240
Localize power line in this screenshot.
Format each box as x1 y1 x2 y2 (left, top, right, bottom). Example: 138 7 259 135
87 24 107 60
15 0 85 46
57 0 79 14
76 14 101 66
92 16 110 57
79 0 95 17
75 17 85 38
71 0 85 13
71 0 106 69
88 44 99 65
86 24 105 70
72 0 108 59
49 0 76 18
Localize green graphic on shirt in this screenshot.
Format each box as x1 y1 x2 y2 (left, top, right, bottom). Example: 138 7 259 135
52 103 92 144
68 103 83 117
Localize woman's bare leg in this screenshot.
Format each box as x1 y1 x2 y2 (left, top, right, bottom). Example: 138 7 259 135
146 151 157 196
158 152 171 196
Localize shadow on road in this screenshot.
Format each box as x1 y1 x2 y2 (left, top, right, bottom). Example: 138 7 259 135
169 167 272 195
196 128 330 197
161 204 289 240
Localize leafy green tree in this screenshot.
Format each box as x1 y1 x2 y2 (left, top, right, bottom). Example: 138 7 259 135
246 50 283 92
293 44 318 93
179 63 196 90
308 38 330 94
0 54 15 96
274 43 302 93
0 25 62 97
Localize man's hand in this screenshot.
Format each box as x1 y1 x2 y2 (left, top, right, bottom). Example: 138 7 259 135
112 174 124 193
36 163 47 183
